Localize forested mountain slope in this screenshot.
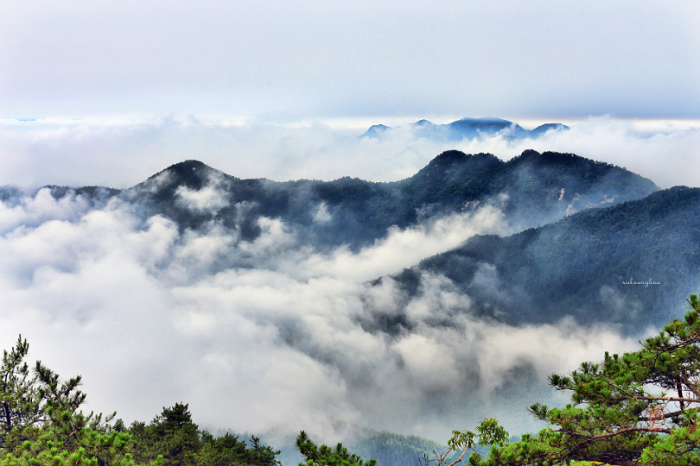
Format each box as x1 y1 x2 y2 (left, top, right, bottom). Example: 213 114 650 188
384 186 700 333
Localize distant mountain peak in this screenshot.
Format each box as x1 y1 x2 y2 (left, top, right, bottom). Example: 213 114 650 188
531 123 568 136
412 119 435 127
361 117 568 141
431 149 470 163
135 159 225 196
362 124 390 139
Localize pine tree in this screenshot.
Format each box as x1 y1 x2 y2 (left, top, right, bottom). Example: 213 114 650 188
0 335 160 466
450 294 700 466
0 336 42 451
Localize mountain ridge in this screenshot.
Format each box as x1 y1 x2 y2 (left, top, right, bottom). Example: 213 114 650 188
0 150 657 250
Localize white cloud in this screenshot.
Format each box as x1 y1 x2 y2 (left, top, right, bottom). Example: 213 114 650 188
175 172 230 213
0 188 92 234
0 188 644 445
312 203 332 224
283 204 507 282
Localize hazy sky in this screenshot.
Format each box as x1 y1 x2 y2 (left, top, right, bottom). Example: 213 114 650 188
1 1 699 120
1 1 699 190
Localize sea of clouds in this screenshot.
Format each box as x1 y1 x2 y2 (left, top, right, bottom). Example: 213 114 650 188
0 117 691 443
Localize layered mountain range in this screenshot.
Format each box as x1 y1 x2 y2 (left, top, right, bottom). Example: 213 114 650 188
4 148 699 465
5 149 697 335
385 186 700 334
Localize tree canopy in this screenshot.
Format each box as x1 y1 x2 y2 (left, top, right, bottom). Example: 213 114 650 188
1 335 150 466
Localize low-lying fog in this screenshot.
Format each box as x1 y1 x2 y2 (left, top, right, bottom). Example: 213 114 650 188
0 116 690 443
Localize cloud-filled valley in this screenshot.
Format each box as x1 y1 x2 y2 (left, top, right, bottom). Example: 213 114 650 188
0 150 663 445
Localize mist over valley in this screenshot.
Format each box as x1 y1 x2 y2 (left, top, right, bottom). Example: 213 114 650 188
2 142 692 457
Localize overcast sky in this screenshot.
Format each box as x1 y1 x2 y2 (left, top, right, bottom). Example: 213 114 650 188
1 1 699 120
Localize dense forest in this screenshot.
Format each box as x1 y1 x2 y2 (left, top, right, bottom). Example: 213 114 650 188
374 186 700 335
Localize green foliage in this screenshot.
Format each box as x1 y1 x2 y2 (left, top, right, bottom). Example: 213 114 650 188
130 403 201 466
196 431 254 466
296 431 376 466
0 336 157 466
452 295 700 466
421 420 509 466
0 336 42 450
1 413 162 466
246 436 282 466
0 337 281 466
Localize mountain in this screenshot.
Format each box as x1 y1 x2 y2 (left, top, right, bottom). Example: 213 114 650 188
1 150 654 250
0 150 690 454
373 186 700 334
38 150 652 250
1 150 665 328
361 117 568 141
390 149 655 229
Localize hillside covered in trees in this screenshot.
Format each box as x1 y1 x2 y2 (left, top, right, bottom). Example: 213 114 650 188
373 186 700 335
